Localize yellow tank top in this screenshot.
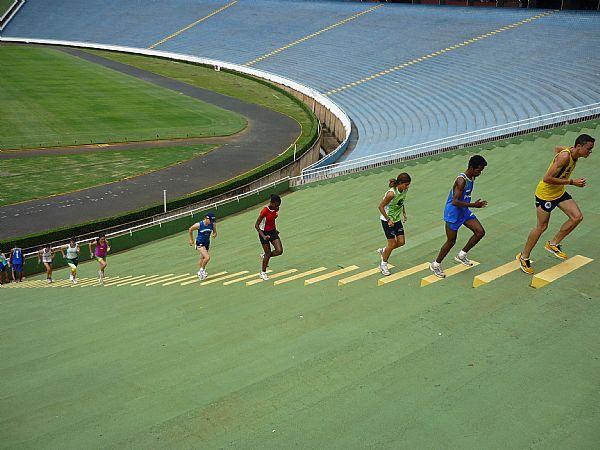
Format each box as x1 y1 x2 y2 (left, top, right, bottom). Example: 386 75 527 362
535 148 576 201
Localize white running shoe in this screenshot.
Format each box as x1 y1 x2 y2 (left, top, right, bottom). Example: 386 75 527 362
379 261 390 276
259 271 269 281
197 269 203 280
69 274 74 281
72 278 77 285
47 278 52 284
377 248 385 261
200 270 207 281
429 262 446 278
454 252 473 266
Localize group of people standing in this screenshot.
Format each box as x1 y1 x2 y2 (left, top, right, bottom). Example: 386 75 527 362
189 134 594 282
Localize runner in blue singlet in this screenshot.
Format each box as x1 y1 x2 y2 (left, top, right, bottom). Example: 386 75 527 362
430 155 488 278
188 212 217 281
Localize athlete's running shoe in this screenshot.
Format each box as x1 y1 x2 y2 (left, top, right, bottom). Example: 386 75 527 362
379 261 390 276
429 262 446 278
377 248 385 261
545 241 568 260
69 274 73 281
72 278 78 285
454 252 473 266
200 270 207 281
259 271 269 281
516 252 534 274
47 278 52 284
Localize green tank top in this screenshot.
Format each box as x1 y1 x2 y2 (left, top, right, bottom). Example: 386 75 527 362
381 187 407 222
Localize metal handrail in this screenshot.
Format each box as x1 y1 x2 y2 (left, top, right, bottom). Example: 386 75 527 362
296 104 600 183
22 177 289 258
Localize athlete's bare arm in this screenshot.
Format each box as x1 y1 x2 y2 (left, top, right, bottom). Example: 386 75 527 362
378 191 395 224
188 223 199 246
255 216 268 240
212 222 217 239
451 177 487 209
542 152 585 187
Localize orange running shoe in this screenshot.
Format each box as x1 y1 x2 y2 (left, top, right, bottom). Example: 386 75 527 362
545 241 568 260
516 252 534 274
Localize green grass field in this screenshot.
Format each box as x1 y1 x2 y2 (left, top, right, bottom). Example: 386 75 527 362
85 49 318 153
0 46 246 149
2 124 599 448
0 144 214 206
0 0 15 17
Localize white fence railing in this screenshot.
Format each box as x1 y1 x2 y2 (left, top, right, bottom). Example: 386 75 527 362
294 103 600 185
22 177 289 258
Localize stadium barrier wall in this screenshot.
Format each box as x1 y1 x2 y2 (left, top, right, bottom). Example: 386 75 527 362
293 104 600 185
18 179 290 277
0 0 25 31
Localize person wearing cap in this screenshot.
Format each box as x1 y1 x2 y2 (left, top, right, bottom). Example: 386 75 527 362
189 212 217 281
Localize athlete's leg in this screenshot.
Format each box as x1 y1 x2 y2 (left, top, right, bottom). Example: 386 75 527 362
261 242 272 272
44 262 52 280
552 199 583 245
270 238 283 257
196 247 203 269
522 207 550 259
435 224 458 264
462 218 485 253
198 246 210 270
382 235 405 262
68 262 77 278
98 258 107 273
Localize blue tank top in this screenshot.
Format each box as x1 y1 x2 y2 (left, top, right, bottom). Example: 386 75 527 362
444 173 473 222
11 248 23 264
196 221 213 244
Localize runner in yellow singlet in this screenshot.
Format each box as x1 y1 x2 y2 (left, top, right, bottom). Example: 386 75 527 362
517 134 594 274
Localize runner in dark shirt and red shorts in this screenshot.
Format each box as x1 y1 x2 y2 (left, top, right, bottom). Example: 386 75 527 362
255 194 283 281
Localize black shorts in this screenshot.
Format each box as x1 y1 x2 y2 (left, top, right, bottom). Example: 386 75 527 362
66 258 78 267
381 219 404 239
259 229 280 245
196 241 210 251
535 191 572 213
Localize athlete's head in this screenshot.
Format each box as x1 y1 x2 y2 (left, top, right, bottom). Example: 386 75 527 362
69 237 76 245
269 194 281 211
97 234 106 244
468 155 487 177
389 172 411 190
574 134 594 157
205 212 216 223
